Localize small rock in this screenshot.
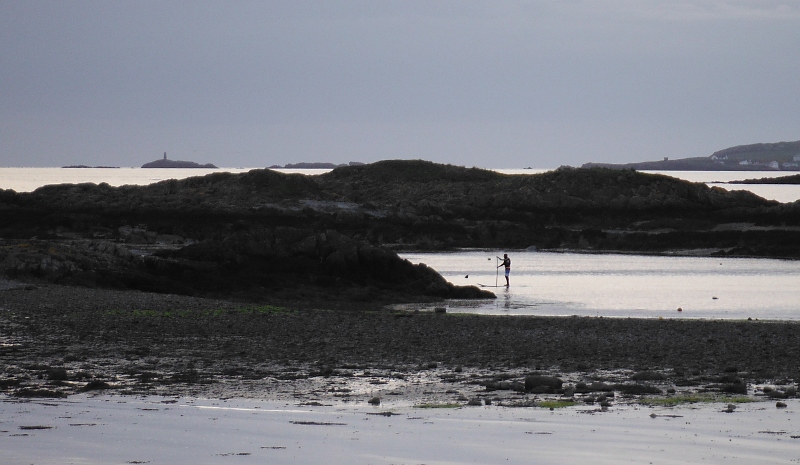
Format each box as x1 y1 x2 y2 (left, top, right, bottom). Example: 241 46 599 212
47 367 68 381
776 402 788 408
467 398 482 406
368 397 381 405
722 404 737 413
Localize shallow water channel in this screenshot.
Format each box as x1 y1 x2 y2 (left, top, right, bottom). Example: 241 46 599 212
400 251 800 320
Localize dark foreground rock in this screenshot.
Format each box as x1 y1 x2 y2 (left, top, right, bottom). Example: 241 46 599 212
0 283 797 405
0 231 492 303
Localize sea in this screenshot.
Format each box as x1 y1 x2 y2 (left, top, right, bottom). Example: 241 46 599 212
1 166 798 320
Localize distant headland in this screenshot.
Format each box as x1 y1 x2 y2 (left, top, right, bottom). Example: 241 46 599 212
142 152 218 169
269 162 365 169
582 140 800 171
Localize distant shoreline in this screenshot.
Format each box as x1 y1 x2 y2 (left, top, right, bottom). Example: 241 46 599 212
62 165 120 169
583 139 800 172
583 161 800 172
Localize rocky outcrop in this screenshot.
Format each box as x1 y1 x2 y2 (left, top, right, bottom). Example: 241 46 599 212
0 230 492 302
730 174 800 185
1 160 799 301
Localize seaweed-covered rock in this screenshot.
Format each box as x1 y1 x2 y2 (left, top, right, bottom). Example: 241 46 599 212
524 375 563 393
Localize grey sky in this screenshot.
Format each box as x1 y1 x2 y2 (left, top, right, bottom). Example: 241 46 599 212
2 1 799 168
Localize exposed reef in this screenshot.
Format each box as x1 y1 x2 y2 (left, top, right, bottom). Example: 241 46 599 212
1 283 798 403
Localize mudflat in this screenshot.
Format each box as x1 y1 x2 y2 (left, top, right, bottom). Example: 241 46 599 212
1 281 797 406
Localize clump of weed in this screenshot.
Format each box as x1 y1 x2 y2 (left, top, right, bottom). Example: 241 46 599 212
535 400 577 409
639 394 754 407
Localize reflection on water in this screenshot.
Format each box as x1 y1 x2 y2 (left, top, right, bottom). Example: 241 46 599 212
401 250 800 320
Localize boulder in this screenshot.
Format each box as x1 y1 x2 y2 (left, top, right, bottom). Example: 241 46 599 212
524 375 563 393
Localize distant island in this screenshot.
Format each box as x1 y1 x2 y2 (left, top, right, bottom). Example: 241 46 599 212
142 152 217 169
62 165 120 169
269 162 365 169
583 140 800 171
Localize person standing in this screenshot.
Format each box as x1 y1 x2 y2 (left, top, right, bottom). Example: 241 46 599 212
497 253 511 287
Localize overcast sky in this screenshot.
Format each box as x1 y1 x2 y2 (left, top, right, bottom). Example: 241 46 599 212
2 1 799 168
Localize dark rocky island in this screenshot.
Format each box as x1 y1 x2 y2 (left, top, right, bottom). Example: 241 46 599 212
1 160 799 404
730 173 800 185
583 139 800 171
142 152 217 169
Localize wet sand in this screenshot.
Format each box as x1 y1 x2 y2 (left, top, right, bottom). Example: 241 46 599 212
1 395 799 464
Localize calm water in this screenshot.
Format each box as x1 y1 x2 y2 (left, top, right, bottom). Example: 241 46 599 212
0 167 798 202
642 170 800 204
401 250 800 320
0 167 330 192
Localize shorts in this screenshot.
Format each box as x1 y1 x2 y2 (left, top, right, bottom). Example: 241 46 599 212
504 268 510 277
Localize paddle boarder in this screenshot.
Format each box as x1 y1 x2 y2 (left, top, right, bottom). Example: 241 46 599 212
497 253 511 287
